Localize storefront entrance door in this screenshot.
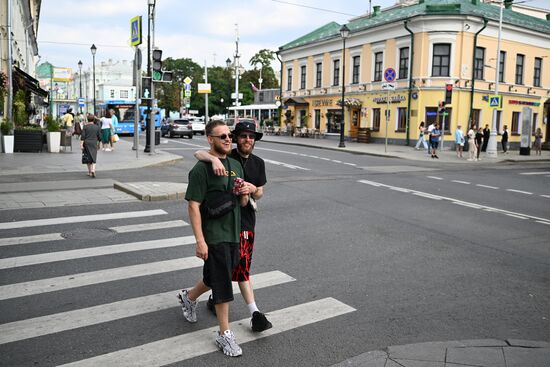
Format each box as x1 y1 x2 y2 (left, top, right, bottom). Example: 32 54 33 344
350 109 360 138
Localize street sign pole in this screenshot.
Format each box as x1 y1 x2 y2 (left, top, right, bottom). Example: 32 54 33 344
385 88 390 153
383 68 396 153
440 109 446 151
133 46 140 157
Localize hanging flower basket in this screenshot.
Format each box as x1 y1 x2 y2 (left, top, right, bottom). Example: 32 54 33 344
336 98 363 108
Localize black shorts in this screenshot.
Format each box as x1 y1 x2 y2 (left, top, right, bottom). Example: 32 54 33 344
203 242 239 304
232 231 255 282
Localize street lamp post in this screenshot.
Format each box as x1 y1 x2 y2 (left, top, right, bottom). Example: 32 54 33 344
256 62 263 90
233 25 240 120
487 0 503 158
338 24 349 148
78 60 83 114
90 44 97 116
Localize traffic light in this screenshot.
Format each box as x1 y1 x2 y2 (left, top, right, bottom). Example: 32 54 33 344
161 71 173 82
445 83 453 105
141 76 152 100
152 49 162 81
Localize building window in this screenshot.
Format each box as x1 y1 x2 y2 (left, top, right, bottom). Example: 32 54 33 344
534 57 542 87
300 65 306 89
398 47 409 80
372 108 381 131
471 109 481 129
397 107 407 132
314 109 321 129
515 54 524 85
374 52 383 81
474 47 485 80
432 43 451 77
333 59 340 86
287 68 292 91
511 111 520 134
496 110 502 133
110 89 115 98
532 113 538 135
259 92 264 102
120 90 129 99
499 51 506 83
425 106 452 133
352 56 360 84
315 63 322 88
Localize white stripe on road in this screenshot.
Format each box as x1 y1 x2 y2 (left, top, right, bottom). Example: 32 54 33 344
263 159 310 171
540 195 550 199
476 184 499 190
111 220 188 233
0 236 195 269
0 257 203 301
343 162 357 166
0 220 189 248
0 233 64 247
505 214 528 220
0 210 167 230
358 179 550 224
451 180 471 185
58 297 355 367
426 176 444 180
536 221 550 226
519 171 550 175
0 271 295 345
506 189 533 195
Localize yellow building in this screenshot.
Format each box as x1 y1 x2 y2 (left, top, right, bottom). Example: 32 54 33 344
278 0 550 148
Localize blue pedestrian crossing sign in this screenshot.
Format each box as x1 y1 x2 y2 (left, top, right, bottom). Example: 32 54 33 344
384 68 396 83
130 16 142 46
489 95 502 108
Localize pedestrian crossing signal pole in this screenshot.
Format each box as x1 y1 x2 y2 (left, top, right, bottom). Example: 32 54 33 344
144 0 156 154
439 101 446 151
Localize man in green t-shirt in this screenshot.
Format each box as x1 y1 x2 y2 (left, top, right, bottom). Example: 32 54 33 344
177 120 249 357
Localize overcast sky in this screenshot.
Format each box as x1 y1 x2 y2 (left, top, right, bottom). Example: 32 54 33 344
37 0 549 74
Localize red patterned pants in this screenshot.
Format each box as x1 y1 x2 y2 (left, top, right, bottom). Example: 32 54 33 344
232 231 255 282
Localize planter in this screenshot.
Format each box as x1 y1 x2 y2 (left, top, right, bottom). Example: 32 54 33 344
47 131 61 153
2 135 14 153
14 129 44 152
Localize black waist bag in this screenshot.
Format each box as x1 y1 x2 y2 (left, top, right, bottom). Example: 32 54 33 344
200 159 236 219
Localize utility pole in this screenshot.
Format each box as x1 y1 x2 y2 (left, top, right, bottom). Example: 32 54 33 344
487 0 503 158
204 60 209 124
234 24 240 121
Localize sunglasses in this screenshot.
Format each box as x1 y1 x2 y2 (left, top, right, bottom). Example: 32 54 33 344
209 133 233 140
238 133 256 140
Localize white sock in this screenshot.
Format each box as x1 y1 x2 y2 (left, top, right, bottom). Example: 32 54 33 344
247 302 260 316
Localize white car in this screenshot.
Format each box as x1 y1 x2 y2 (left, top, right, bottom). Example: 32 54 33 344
190 119 205 135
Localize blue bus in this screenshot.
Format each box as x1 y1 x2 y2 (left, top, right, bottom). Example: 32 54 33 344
98 100 160 135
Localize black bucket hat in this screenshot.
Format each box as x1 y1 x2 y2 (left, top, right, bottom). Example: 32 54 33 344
233 120 263 142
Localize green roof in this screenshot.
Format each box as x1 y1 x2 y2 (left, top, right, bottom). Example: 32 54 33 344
279 0 550 52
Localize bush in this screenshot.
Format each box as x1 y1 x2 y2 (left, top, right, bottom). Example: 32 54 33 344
13 90 28 127
1 119 13 135
46 116 61 132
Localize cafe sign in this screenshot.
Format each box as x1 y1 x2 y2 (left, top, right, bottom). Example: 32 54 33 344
373 95 406 104
312 99 334 107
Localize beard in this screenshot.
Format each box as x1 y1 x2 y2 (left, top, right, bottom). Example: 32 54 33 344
237 141 254 156
212 141 231 156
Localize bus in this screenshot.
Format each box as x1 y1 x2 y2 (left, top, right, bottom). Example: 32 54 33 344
98 100 160 136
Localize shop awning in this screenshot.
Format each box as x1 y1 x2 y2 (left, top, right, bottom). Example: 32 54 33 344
13 66 49 98
283 97 309 106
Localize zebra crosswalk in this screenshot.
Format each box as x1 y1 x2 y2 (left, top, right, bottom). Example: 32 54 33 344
0 206 355 365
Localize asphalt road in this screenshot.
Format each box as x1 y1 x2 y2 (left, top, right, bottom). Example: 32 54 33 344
0 135 549 366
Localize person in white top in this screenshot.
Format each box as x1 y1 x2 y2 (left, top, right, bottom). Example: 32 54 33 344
467 125 477 161
414 121 428 150
99 110 114 151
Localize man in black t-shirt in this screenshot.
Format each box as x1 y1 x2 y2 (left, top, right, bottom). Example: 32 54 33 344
194 120 272 332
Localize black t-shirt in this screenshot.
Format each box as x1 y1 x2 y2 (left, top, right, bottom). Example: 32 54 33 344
231 148 267 231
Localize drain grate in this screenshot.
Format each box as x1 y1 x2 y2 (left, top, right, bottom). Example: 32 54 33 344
61 228 116 240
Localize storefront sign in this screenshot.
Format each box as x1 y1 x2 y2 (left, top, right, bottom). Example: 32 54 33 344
509 100 540 107
312 99 333 107
373 95 406 104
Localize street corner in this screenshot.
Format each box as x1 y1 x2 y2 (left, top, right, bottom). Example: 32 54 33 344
113 181 187 201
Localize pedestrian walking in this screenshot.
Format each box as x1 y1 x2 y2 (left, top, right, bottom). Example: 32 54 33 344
467 126 478 161
80 114 101 177
415 121 428 150
99 110 114 151
177 120 249 357
455 124 465 158
73 113 83 138
430 123 441 159
195 120 272 333
426 122 435 155
62 108 74 136
533 127 543 156
476 127 483 160
501 125 509 153
109 109 119 150
481 124 490 152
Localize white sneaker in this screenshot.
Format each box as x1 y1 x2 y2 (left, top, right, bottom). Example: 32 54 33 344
105 148 112 152
215 330 242 357
176 289 197 323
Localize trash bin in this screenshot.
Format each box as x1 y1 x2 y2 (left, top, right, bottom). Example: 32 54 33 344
155 130 160 145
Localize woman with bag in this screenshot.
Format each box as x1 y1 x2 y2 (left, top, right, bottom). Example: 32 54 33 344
81 114 101 177
99 110 114 151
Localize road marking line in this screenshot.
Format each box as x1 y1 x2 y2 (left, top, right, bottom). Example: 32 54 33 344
0 233 64 247
58 298 355 367
451 180 471 185
412 192 443 200
505 214 528 220
343 162 357 166
389 187 411 193
427 176 444 180
476 184 499 190
332 160 342 163
263 159 310 171
319 157 331 161
540 195 550 199
111 220 188 233
357 179 550 223
519 171 550 175
506 189 533 195
0 271 295 345
0 236 196 269
451 202 483 209
536 221 550 226
0 257 203 301
0 209 167 230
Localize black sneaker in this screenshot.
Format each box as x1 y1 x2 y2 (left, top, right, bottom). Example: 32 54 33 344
251 311 272 332
206 295 216 315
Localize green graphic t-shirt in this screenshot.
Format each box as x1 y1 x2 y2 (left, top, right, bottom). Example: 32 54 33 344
185 157 243 244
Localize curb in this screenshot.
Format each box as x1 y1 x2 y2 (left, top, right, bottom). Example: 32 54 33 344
113 181 188 201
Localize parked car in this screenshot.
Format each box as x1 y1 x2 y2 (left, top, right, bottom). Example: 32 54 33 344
190 119 205 135
162 119 193 138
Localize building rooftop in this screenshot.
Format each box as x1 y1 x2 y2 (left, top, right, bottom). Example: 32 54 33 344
279 0 550 52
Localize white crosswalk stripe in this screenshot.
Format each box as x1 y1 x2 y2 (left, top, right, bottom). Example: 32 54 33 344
58 298 355 367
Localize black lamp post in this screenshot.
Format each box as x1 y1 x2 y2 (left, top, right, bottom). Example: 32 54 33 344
338 24 349 148
90 44 97 116
78 60 83 113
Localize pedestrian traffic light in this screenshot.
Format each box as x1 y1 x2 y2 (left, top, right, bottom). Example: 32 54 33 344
141 76 152 100
445 84 453 105
152 49 162 81
438 101 446 114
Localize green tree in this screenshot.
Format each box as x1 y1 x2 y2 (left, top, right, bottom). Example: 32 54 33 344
248 49 279 89
156 58 203 114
